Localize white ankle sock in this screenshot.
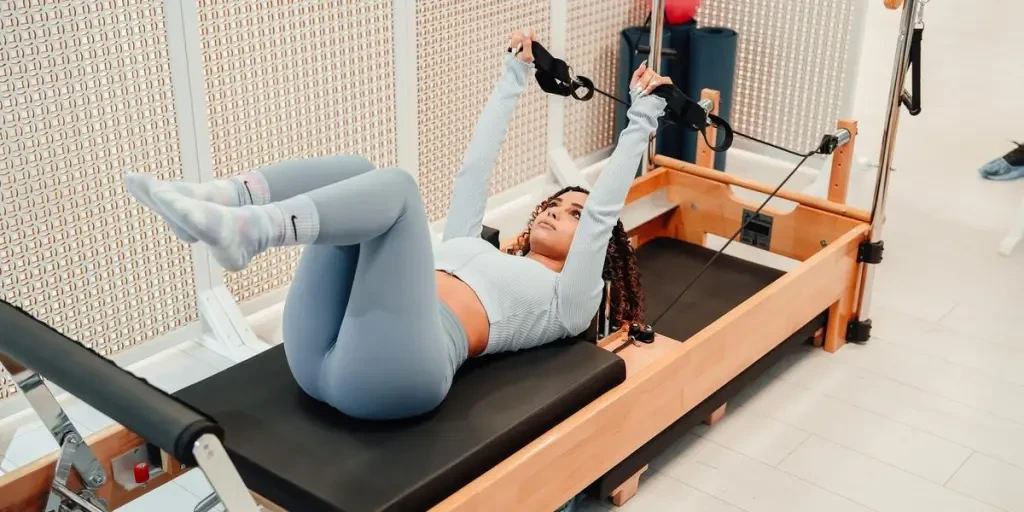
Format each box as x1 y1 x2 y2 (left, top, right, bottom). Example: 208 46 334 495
151 189 319 271
124 171 273 244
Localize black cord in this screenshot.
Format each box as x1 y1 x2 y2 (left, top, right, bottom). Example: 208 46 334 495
649 149 817 330
547 47 826 334
592 85 629 106
733 130 806 158
588 81 807 158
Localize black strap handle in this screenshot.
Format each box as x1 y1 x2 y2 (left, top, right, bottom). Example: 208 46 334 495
524 41 734 153
0 300 223 466
900 26 923 116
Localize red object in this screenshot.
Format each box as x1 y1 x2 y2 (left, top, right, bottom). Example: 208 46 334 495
133 462 150 484
650 0 701 25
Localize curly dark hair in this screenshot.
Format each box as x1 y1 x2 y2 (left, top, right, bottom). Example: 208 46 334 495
505 185 646 329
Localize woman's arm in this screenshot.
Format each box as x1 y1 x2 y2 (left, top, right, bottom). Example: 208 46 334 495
442 40 536 241
557 81 668 333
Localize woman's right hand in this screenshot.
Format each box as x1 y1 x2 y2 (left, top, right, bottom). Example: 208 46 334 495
630 61 673 96
509 29 535 64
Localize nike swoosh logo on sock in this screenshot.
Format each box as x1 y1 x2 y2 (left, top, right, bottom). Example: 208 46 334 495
291 215 299 242
242 180 255 204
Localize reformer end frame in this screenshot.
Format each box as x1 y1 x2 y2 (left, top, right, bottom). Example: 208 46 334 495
0 301 261 512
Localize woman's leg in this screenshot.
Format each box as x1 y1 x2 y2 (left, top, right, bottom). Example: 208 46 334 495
155 168 461 417
125 154 376 242
322 173 463 419
280 245 360 402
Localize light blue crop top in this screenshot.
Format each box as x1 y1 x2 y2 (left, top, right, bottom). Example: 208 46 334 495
433 55 667 355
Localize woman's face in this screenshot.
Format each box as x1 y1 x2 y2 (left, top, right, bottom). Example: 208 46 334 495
528 190 589 260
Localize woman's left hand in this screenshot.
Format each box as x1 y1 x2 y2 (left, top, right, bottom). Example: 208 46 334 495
630 61 673 96
509 29 535 64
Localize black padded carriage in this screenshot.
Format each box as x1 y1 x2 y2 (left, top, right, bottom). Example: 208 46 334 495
0 234 826 512
175 341 623 512
174 236 826 511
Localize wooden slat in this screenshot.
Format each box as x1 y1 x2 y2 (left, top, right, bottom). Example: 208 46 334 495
652 155 871 222
827 120 858 204
432 223 868 511
661 169 863 261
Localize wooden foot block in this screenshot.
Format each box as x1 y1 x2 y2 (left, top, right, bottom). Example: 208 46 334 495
812 327 825 347
610 464 648 506
704 404 727 426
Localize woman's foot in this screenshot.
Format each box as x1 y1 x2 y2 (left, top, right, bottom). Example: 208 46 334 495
123 172 273 243
124 173 199 243
979 142 1024 181
152 189 281 271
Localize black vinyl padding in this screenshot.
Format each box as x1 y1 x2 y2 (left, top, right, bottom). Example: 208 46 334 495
176 236 826 511
175 339 625 512
0 300 223 467
639 237 791 339
592 237 828 495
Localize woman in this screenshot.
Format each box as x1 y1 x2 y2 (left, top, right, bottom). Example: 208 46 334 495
124 30 671 421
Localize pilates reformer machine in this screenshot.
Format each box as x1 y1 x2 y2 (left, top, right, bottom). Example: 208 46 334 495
0 0 923 510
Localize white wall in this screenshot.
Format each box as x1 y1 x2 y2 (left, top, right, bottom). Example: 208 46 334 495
849 0 1024 233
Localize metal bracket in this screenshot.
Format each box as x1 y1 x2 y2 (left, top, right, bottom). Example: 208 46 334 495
549 146 590 189
0 362 109 512
110 444 166 493
197 284 270 362
857 240 885 264
193 434 260 512
740 209 774 250
846 318 873 343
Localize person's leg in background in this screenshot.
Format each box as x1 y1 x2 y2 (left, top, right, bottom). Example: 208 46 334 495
124 154 376 242
979 141 1024 181
155 167 465 420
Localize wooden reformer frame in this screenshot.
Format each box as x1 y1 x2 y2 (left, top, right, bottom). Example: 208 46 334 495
0 90 872 512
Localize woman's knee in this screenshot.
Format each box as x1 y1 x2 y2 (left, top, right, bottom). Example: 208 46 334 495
327 154 376 175
375 167 420 195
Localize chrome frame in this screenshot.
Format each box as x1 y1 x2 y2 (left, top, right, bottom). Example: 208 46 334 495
192 434 260 512
855 0 920 327
0 356 109 512
641 0 666 174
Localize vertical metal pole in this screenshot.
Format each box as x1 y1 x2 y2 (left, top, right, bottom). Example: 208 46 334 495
855 0 918 328
642 0 666 174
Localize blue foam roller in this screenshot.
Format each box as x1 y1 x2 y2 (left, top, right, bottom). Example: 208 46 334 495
681 26 738 170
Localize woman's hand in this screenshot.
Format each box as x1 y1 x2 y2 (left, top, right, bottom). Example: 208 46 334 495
630 61 673 96
508 29 535 64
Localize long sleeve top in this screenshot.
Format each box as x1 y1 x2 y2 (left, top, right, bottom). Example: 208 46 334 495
433 54 666 355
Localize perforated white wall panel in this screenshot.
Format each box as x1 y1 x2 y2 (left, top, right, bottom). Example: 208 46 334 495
0 1 199 398
196 1 398 302
698 0 857 151
415 0 550 221
563 0 649 159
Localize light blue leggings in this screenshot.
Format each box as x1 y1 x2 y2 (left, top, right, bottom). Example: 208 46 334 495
263 155 468 420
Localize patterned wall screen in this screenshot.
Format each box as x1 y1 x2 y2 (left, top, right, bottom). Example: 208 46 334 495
698 0 857 151
0 1 199 398
415 0 550 221
563 0 649 159
195 1 399 302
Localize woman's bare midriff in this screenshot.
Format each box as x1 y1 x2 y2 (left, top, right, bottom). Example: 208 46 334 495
435 270 490 358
